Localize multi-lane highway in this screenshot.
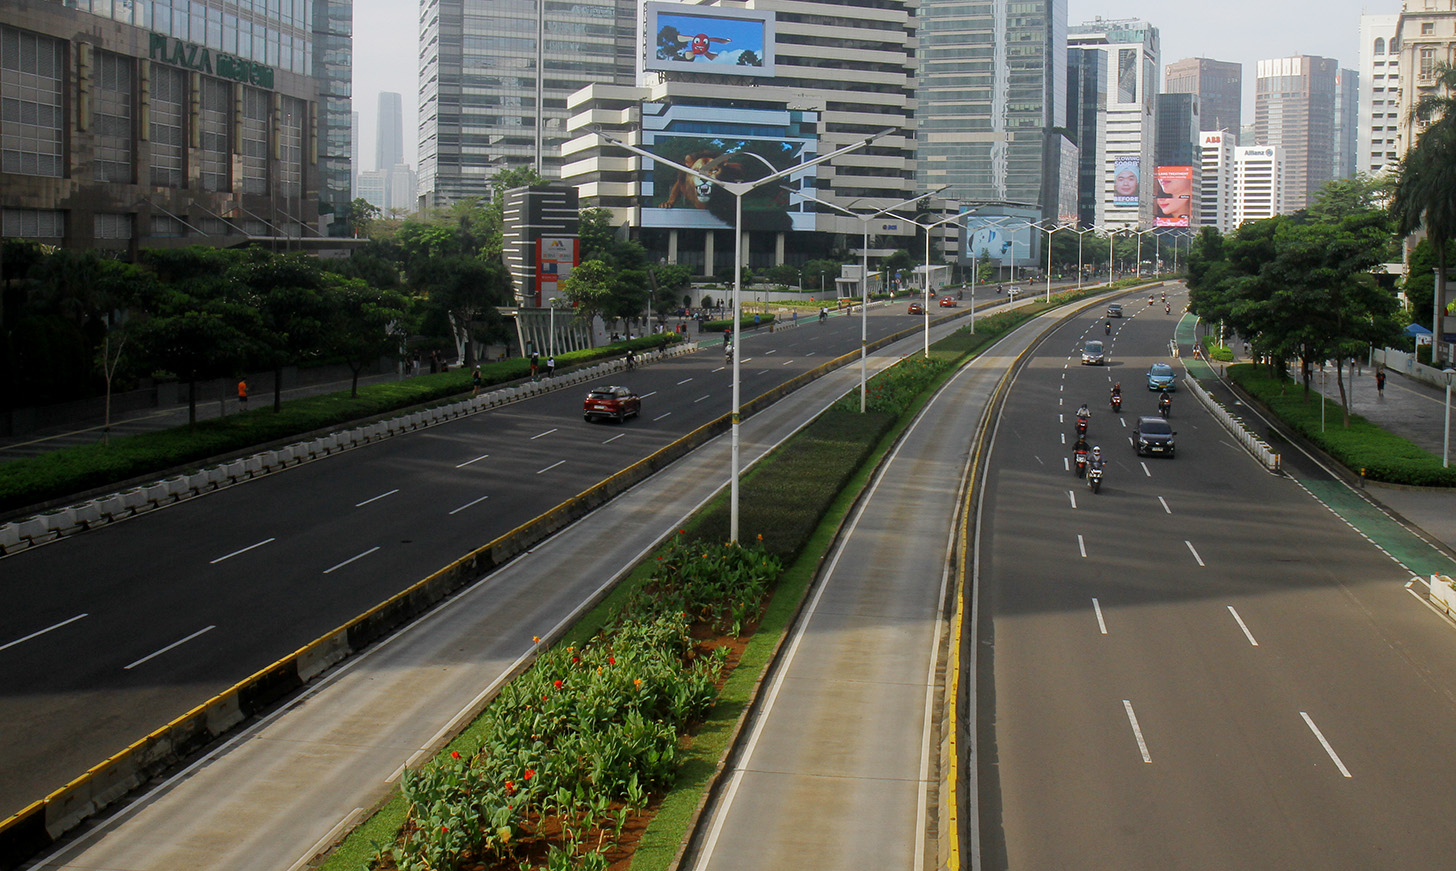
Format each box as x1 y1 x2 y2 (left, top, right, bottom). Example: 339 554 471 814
0 302 945 819
976 287 1456 868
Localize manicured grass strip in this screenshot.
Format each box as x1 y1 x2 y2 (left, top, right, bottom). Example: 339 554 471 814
0 335 679 516
1228 363 1456 486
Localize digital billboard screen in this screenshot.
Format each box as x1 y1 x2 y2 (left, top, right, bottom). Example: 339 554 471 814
961 215 1035 267
645 2 775 78
1113 156 1140 206
639 103 820 232
1153 166 1193 228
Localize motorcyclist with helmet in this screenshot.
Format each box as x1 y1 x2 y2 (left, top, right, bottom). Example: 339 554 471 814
1110 382 1122 412
1158 390 1172 418
1105 319 1112 335
1075 402 1091 436
1072 434 1090 477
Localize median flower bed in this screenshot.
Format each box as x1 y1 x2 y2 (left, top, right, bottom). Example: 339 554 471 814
370 536 781 871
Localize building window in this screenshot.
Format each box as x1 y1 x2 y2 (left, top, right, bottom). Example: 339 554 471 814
240 86 268 194
198 77 230 191
1375 37 1386 55
1422 22 1435 35
150 214 187 237
94 212 133 239
278 95 303 197
93 50 133 183
1422 47 1437 79
1 27 66 177
149 64 186 187
3 207 64 238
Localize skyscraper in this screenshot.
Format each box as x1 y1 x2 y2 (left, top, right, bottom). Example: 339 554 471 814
1255 55 1338 211
1199 131 1236 233
1334 68 1359 181
917 0 1070 217
1165 58 1242 143
1067 48 1107 227
377 92 404 174
1394 1 1456 163
417 0 638 208
1358 13 1400 177
1155 93 1201 228
1068 17 1161 229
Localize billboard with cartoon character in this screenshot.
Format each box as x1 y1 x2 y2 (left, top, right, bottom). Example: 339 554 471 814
644 2 775 78
639 102 819 231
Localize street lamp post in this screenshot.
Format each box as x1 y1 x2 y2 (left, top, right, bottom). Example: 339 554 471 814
548 296 558 359
596 127 895 542
1445 368 1455 467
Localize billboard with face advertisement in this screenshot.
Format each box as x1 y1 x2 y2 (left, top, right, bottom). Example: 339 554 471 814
960 208 1040 267
1113 156 1140 206
645 2 775 78
1153 166 1193 227
639 103 820 232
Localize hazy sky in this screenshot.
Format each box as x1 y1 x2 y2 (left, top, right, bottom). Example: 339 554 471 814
351 0 1396 177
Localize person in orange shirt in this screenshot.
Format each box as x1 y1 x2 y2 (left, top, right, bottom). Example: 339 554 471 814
237 378 248 409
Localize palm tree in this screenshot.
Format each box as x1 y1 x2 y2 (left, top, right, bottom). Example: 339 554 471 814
1392 64 1456 363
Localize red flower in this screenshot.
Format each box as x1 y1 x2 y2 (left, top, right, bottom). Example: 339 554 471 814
505 780 516 793
608 656 616 666
441 825 449 833
572 656 579 664
524 768 535 780
553 679 563 689
451 751 461 759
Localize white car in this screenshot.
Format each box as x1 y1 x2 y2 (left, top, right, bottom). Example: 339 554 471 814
1005 286 1022 300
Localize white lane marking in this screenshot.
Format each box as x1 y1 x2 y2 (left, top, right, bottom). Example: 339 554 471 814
782 360 793 366
694 394 711 403
1059 384 1064 392
712 367 726 373
1063 457 1069 471
448 495 489 516
530 428 558 440
537 460 566 474
1141 462 1151 477
764 349 777 355
124 625 216 670
1059 413 1064 424
455 453 489 469
677 378 694 385
1300 712 1352 777
1092 598 1108 635
654 412 672 421
1186 540 1206 566
757 369 770 375
1228 606 1259 646
355 488 398 507
324 546 381 575
805 351 816 357
601 433 626 444
1060 432 1066 445
1121 417 1127 427
641 391 658 398
1124 700 1152 763
210 537 275 565
1068 490 1077 509
1159 496 1172 514
1078 534 1087 558
0 613 88 653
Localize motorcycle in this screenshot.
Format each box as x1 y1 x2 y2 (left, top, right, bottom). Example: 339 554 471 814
1087 464 1103 493
725 345 734 364
1074 448 1089 478
1104 321 1112 335
1075 415 1089 437
1110 393 1122 413
1158 398 1171 418
1165 302 1171 314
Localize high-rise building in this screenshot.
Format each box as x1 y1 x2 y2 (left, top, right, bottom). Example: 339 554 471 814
1394 1 1456 162
1165 57 1242 143
351 111 361 199
917 0 1070 219
1155 93 1200 229
377 92 404 174
1358 13 1400 177
1199 131 1236 233
417 0 637 208
1255 55 1338 210
1 0 351 252
564 0 921 277
1233 144 1285 225
1067 47 1107 227
1068 17 1161 229
1334 68 1359 181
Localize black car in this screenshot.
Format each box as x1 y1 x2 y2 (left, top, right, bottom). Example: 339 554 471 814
1107 303 1123 318
1134 416 1176 457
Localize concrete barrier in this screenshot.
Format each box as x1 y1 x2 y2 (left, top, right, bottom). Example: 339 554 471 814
73 502 102 529
120 489 147 514
0 524 21 553
205 466 229 489
16 517 49 545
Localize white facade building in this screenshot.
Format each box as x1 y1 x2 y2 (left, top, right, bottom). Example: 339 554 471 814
1067 18 1161 229
1232 145 1284 226
1199 130 1236 233
1358 14 1400 178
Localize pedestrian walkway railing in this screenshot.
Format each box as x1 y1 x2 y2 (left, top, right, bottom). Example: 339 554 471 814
0 342 700 556
1183 374 1281 472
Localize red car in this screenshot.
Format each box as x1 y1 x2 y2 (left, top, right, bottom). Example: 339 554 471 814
938 296 957 307
583 385 642 423
908 302 925 315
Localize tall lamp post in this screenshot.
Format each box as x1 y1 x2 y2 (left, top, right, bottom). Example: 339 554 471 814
595 127 896 542
903 208 985 355
548 296 559 358
1445 368 1455 467
787 185 948 406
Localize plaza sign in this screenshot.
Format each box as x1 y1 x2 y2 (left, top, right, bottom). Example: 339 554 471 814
148 33 275 89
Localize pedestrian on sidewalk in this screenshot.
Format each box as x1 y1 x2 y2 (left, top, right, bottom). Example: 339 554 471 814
472 365 482 395
237 378 248 410
546 355 556 377
530 352 540 381
1377 369 1386 397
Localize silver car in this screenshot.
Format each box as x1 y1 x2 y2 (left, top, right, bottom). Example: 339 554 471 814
1081 340 1106 365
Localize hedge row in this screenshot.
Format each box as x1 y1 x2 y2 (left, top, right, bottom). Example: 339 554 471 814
0 334 680 517
1228 363 1456 486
